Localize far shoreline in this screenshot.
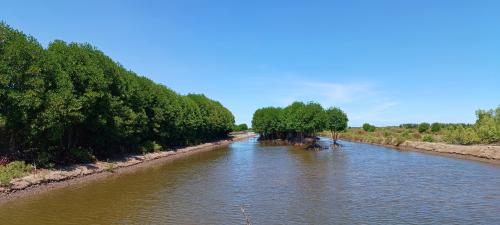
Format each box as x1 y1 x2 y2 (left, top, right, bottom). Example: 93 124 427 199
0 132 256 205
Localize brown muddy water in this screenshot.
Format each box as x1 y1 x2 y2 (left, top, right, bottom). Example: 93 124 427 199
0 137 499 224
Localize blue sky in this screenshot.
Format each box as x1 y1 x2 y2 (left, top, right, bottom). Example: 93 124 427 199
2 0 499 126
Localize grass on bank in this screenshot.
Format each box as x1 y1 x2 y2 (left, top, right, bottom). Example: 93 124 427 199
333 124 500 146
0 161 33 186
329 106 500 146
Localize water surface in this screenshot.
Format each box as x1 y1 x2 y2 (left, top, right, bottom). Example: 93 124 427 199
1 137 499 224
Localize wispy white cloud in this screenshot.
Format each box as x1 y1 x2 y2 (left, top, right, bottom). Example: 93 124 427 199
240 73 399 126
280 80 398 126
349 100 399 122
299 82 374 104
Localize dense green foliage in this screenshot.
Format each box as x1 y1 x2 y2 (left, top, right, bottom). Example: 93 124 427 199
324 107 348 142
430 122 442 133
233 123 248 132
418 122 430 133
399 123 418 129
252 102 348 142
0 23 234 166
443 107 500 145
362 123 376 132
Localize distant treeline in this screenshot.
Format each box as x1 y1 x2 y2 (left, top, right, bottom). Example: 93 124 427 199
252 102 348 143
233 123 248 132
0 23 234 166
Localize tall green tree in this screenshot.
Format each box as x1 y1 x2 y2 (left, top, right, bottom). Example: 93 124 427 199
325 107 348 143
0 22 236 165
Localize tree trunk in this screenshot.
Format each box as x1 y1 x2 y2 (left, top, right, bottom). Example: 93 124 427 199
331 131 338 144
9 132 15 151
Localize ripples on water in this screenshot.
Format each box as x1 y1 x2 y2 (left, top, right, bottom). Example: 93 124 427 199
1 137 499 224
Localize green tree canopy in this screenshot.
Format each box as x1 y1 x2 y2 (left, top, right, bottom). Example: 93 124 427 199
325 107 348 142
252 101 348 143
0 22 235 165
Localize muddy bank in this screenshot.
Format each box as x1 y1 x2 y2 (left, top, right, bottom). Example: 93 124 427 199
340 137 500 163
0 132 256 203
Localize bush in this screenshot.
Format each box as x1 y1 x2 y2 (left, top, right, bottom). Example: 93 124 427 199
394 135 407 146
474 108 500 144
362 123 376 132
444 126 479 145
36 150 56 168
69 148 96 163
0 161 32 186
401 130 411 139
418 123 430 133
431 123 441 133
422 135 435 142
140 141 162 154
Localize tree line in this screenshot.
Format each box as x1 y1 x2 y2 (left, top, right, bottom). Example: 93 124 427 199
0 23 234 166
251 102 348 143
233 123 248 132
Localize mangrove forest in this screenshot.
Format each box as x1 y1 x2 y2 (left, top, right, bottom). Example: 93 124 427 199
0 22 235 167
251 101 348 145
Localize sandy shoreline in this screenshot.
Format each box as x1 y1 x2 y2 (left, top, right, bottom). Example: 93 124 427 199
340 138 500 164
0 132 256 204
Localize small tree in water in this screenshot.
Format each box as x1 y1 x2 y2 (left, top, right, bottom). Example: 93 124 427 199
325 107 348 146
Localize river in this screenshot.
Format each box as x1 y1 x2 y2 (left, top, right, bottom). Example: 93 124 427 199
1 137 499 224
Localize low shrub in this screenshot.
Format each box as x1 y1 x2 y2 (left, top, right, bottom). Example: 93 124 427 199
474 110 499 144
70 148 96 163
355 129 365 135
0 161 32 186
140 141 162 154
422 135 435 142
393 135 407 146
418 123 430 133
362 123 376 132
393 128 405 133
36 150 56 168
444 126 479 145
431 123 442 133
105 163 118 173
401 130 411 139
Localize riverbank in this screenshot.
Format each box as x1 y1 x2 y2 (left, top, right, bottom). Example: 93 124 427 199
339 137 500 164
0 132 256 203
